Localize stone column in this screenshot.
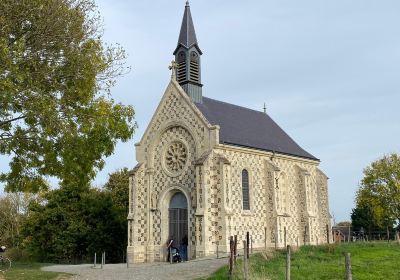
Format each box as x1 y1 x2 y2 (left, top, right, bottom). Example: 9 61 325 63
146 168 155 262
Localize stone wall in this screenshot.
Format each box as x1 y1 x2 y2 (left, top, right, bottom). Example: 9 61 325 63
127 81 331 263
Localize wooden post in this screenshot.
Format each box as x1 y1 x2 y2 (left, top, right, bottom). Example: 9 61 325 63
216 241 219 259
94 253 96 268
326 224 330 244
286 245 291 280
246 232 250 259
243 240 249 280
229 236 234 279
345 253 352 280
387 226 390 243
264 227 267 251
348 225 351 243
126 248 129 268
234 235 238 265
284 227 287 248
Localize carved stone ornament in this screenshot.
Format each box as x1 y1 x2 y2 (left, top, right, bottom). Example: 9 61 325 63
163 140 188 176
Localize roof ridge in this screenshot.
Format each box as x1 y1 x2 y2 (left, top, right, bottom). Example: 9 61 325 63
202 96 268 116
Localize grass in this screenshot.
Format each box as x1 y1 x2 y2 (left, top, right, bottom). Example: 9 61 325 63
1 262 71 280
201 242 400 280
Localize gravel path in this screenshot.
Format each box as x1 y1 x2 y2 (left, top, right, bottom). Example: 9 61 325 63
42 258 228 280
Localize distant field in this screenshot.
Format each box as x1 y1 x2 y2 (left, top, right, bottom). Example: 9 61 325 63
1 262 70 280
201 242 400 280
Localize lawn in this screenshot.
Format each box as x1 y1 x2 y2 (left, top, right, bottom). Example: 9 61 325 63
1 263 71 280
202 242 400 280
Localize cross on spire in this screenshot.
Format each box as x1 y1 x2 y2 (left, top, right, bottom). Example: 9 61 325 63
169 60 178 80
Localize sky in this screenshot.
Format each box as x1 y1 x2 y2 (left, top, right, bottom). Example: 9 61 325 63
1 0 400 223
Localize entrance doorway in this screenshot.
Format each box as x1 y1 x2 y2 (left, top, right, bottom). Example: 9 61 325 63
169 192 188 248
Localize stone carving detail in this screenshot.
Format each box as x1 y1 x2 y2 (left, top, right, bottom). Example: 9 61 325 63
165 141 188 174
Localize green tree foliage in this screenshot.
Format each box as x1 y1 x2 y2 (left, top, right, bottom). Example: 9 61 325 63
104 167 129 212
351 205 386 235
0 193 36 248
355 153 400 228
0 0 135 192
21 187 127 263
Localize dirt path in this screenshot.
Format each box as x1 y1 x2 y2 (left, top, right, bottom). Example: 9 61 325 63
42 258 227 280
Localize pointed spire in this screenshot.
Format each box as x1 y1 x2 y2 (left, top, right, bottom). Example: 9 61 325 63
174 1 202 54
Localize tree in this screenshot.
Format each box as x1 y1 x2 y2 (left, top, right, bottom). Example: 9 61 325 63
355 153 400 228
21 187 127 263
0 0 135 192
104 168 129 213
351 205 386 236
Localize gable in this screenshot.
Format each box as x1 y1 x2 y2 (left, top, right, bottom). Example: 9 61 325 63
136 80 218 165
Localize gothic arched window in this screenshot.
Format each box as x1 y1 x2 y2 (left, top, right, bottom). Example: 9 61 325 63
242 169 250 210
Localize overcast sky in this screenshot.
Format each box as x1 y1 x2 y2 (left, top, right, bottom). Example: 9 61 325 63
1 1 399 223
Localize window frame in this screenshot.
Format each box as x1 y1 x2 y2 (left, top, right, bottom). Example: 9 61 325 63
242 169 251 210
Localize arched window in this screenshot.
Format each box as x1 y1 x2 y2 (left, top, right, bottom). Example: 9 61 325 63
242 169 250 210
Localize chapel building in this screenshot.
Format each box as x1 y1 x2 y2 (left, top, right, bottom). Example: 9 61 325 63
127 2 331 263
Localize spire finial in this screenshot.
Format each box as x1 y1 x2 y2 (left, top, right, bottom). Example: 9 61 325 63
169 60 178 81
263 102 267 114
186 1 189 6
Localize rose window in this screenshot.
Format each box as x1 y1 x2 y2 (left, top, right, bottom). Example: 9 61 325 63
165 141 188 173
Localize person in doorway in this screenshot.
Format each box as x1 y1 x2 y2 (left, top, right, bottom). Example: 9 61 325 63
180 235 188 261
166 236 174 262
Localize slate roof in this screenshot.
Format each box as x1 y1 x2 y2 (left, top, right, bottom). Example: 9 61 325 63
174 1 202 54
195 97 319 161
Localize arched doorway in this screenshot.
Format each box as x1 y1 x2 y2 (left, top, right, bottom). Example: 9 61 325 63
169 192 188 248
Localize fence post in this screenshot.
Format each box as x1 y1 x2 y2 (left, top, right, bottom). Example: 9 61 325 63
326 224 330 244
229 236 234 279
387 226 390 243
94 253 96 268
348 225 351 243
216 241 219 259
284 227 287 248
246 232 250 259
264 227 267 251
234 235 238 265
286 245 291 280
243 240 249 280
345 253 352 280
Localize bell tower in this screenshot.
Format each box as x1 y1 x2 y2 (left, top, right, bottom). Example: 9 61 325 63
173 1 203 103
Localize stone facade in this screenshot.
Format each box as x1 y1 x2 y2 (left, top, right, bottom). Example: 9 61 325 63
127 80 331 263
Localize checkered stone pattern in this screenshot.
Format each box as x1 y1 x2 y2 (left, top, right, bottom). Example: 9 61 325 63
213 148 330 249
152 126 197 246
131 165 147 246
317 170 330 242
216 149 268 247
206 153 224 245
141 88 209 161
